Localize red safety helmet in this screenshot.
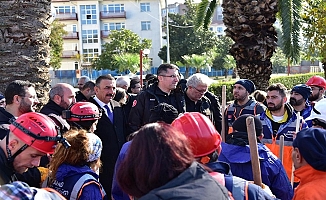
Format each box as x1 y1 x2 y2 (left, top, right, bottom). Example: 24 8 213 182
306 75 326 89
171 112 222 157
63 102 101 121
9 112 61 154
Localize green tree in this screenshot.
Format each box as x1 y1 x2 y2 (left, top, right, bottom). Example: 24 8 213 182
302 0 326 76
271 48 287 73
49 20 67 70
93 29 151 71
113 53 151 73
223 55 236 78
212 36 233 71
158 0 218 64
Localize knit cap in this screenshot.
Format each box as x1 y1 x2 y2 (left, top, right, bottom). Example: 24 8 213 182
231 114 263 136
293 128 326 171
149 103 179 124
291 84 312 100
86 133 103 162
234 79 256 94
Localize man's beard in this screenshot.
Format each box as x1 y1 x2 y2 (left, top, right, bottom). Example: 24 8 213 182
308 93 319 102
18 100 33 114
289 97 305 106
60 99 70 110
268 101 283 111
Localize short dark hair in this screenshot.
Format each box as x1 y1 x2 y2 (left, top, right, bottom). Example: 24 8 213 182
130 78 140 89
156 63 179 76
5 80 34 105
267 83 287 97
81 81 95 91
95 75 115 86
117 123 194 198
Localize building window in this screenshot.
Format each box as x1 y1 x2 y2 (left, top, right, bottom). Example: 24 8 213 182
103 4 125 13
108 23 125 30
74 62 79 70
83 48 99 62
56 6 76 14
217 27 223 33
209 27 213 31
81 5 97 25
141 21 151 31
217 14 223 20
72 24 77 32
140 3 150 12
82 30 98 43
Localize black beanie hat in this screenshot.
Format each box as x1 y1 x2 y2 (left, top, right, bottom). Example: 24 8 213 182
234 79 256 94
232 114 263 136
149 103 179 124
291 84 312 100
293 128 326 171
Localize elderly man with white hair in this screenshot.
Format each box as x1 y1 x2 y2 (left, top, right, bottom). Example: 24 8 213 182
185 73 222 132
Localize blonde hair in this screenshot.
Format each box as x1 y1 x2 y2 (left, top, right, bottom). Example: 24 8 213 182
48 129 102 183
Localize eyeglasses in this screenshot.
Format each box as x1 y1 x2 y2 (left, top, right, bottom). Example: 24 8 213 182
159 74 179 79
192 86 207 94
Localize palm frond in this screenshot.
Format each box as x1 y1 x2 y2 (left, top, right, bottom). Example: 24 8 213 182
203 0 217 29
195 0 210 30
279 0 302 63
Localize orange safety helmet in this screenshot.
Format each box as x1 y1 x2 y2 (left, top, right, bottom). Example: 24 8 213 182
171 112 222 157
9 112 67 154
306 75 326 89
62 102 101 121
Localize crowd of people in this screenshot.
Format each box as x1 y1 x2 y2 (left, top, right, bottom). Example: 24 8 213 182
0 64 325 200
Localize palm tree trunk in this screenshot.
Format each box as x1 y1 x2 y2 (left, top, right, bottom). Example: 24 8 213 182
0 0 52 108
222 0 278 90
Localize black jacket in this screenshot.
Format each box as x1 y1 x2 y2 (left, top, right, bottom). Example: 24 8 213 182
40 100 65 116
128 82 185 133
0 147 14 185
0 108 14 140
185 91 222 133
89 97 127 199
75 91 88 102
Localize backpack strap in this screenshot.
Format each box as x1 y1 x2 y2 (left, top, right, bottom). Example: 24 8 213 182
71 174 106 200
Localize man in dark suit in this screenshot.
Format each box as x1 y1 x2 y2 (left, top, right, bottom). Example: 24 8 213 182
89 75 127 199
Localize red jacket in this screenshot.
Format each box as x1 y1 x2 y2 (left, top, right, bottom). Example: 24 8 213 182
293 164 326 200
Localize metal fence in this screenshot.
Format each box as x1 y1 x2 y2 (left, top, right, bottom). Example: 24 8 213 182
49 67 233 86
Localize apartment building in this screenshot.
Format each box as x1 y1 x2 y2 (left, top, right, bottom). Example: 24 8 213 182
51 0 164 71
162 3 226 38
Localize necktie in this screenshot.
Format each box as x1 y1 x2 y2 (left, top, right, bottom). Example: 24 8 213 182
104 105 114 123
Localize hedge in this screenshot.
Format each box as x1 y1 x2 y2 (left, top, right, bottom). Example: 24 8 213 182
209 72 324 102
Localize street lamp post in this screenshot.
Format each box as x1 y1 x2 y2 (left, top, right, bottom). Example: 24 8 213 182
140 49 150 86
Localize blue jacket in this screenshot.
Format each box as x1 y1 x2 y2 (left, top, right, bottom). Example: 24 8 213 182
206 161 276 200
50 164 107 200
219 142 293 200
259 103 308 142
112 141 131 200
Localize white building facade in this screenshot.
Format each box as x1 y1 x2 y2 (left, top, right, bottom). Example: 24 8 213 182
52 0 164 71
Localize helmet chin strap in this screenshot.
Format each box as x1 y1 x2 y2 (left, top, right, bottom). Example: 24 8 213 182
6 134 28 168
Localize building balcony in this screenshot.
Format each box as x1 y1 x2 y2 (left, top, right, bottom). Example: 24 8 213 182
61 50 79 58
100 11 126 19
55 13 78 21
62 32 79 40
101 30 111 38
